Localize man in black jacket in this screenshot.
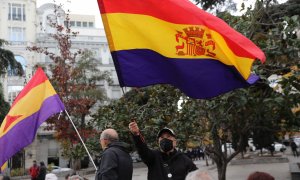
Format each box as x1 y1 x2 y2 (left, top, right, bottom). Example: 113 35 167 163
129 122 197 180
95 129 133 180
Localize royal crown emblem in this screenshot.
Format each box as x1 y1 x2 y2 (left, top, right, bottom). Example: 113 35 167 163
175 26 216 57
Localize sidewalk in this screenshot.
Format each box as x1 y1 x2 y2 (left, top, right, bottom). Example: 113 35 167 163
188 149 300 180
131 149 300 180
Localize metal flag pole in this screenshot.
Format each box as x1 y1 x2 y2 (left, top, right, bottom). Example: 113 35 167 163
64 109 98 171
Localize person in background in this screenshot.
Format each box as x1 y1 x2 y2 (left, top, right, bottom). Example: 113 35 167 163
129 121 197 180
291 140 299 157
37 161 47 180
29 160 39 180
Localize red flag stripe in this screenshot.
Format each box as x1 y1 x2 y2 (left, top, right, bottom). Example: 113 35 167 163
11 68 48 108
98 0 265 62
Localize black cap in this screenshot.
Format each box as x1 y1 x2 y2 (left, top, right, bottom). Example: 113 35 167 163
157 127 176 138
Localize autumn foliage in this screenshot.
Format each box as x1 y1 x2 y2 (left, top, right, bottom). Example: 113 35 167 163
27 4 108 168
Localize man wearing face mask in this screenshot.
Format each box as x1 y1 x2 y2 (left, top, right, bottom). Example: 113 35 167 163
129 121 197 180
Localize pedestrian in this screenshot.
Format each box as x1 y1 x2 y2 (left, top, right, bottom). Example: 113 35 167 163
192 148 197 161
129 121 197 180
37 161 47 180
291 140 299 157
269 144 275 156
247 171 274 180
186 149 193 160
199 147 205 160
95 128 133 180
29 160 39 180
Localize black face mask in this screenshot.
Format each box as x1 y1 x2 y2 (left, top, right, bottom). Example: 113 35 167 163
159 138 174 152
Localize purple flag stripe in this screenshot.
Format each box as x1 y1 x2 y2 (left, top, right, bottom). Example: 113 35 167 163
0 95 65 166
112 49 257 99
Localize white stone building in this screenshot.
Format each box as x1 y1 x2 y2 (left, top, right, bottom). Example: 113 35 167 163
0 0 124 170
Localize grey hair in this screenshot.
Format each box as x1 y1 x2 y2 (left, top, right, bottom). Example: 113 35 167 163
185 170 212 180
69 175 84 180
100 131 119 142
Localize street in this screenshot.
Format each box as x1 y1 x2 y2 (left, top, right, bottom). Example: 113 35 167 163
20 149 298 180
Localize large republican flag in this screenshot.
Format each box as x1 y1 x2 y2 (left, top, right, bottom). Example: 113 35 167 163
97 0 266 99
0 67 65 168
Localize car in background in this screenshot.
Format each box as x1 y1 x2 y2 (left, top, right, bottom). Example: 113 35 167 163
282 139 290 146
50 165 72 174
274 142 286 152
248 138 287 153
293 137 300 147
222 143 235 155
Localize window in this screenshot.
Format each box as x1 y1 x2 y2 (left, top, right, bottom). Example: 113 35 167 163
76 21 81 27
70 21 75 26
7 55 26 76
64 21 68 27
48 148 59 157
8 91 18 104
45 56 51 63
82 22 87 27
88 22 94 27
8 3 26 21
8 27 26 42
112 89 121 99
8 86 24 104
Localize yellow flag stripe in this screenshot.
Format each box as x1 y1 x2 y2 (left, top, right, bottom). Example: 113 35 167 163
104 13 254 79
0 80 56 134
1 161 7 171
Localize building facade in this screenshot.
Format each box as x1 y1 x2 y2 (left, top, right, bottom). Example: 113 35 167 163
0 0 124 170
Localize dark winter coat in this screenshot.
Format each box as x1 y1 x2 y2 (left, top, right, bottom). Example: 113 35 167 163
36 165 46 180
132 134 197 180
291 142 298 151
95 141 133 180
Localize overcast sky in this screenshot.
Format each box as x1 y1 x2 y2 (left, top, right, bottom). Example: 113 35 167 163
36 0 288 28
36 0 99 15
36 0 103 27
